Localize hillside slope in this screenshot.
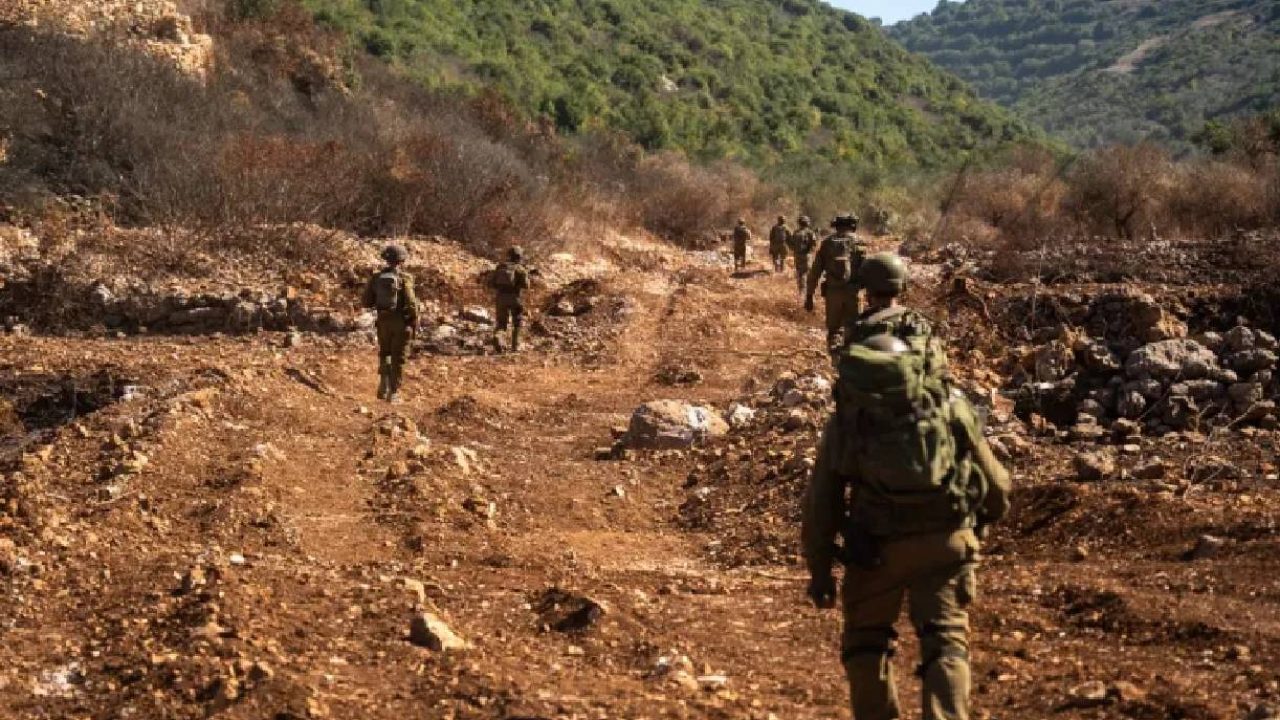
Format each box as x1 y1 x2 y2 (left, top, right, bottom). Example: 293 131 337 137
299 0 1032 170
889 0 1280 149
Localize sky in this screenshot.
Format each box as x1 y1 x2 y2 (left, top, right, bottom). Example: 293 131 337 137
828 0 953 25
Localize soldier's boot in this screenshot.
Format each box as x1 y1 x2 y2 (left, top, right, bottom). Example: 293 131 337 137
376 364 390 401
386 363 404 404
491 331 505 354
843 643 902 720
918 631 970 720
510 325 521 353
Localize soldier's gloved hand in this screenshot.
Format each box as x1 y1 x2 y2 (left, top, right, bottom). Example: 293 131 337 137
806 574 837 609
804 296 815 313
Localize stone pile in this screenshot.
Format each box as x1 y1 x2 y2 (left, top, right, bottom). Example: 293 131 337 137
1013 292 1278 437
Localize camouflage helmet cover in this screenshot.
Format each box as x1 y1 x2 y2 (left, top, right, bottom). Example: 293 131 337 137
858 252 909 296
381 244 408 264
507 245 525 261
798 215 811 226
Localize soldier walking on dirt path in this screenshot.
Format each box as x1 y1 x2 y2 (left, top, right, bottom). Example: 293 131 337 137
362 244 419 403
769 216 791 273
732 218 753 272
788 215 818 297
490 245 531 353
805 213 868 351
801 270 1012 719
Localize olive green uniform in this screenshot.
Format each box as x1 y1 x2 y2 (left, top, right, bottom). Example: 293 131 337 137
490 261 531 351
801 312 1011 720
732 225 752 271
362 269 419 399
788 227 818 294
806 231 868 348
769 222 791 273
845 305 935 348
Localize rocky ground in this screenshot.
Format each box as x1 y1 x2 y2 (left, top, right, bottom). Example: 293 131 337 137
1 216 1279 720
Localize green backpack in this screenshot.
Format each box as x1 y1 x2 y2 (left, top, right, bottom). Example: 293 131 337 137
834 334 982 537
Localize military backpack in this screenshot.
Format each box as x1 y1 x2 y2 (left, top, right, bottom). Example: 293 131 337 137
824 236 866 286
371 269 403 312
833 333 985 537
493 261 521 292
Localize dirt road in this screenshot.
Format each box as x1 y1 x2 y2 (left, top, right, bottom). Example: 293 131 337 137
1 245 1276 720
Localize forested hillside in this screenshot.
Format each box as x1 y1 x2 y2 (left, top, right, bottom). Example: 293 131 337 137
295 0 1032 171
890 0 1280 149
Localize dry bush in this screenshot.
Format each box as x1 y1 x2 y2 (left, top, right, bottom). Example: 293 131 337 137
1167 160 1275 237
0 15 564 257
1063 143 1175 240
627 155 764 246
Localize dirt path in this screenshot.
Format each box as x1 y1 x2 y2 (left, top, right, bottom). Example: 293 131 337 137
3 247 1279 720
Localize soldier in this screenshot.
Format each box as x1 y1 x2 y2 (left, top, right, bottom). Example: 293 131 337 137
843 252 932 347
805 212 869 350
768 216 791 273
732 218 753 272
788 215 818 297
490 245 531 353
362 244 419 403
801 257 1012 720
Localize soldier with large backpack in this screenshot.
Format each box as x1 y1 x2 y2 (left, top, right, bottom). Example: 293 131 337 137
768 216 791 273
801 254 1011 720
362 244 420 403
788 215 818 297
490 245 531 353
805 212 869 350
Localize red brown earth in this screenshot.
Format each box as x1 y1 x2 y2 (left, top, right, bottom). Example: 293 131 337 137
2 227 1278 720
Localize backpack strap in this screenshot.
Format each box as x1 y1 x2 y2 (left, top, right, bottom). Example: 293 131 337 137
862 305 910 326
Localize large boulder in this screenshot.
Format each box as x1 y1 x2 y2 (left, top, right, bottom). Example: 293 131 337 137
1125 339 1218 380
624 401 729 449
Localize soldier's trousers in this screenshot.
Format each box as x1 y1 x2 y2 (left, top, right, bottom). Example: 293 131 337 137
841 528 979 720
375 312 411 393
733 244 747 270
823 287 861 346
495 293 524 348
794 255 811 293
770 247 787 273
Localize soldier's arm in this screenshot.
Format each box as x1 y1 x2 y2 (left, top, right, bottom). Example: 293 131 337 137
517 267 531 291
400 274 420 325
953 399 1011 524
801 418 847 579
361 276 376 309
805 240 828 297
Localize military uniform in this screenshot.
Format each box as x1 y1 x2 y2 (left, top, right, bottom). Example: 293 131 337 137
788 223 818 295
845 305 935 348
490 251 531 352
806 223 868 349
769 220 791 273
802 291 1011 720
732 223 752 272
362 248 419 401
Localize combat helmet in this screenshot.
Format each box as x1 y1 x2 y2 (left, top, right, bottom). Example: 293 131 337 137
858 252 909 297
831 212 859 230
381 244 408 264
798 215 811 227
507 245 524 262
777 215 786 223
